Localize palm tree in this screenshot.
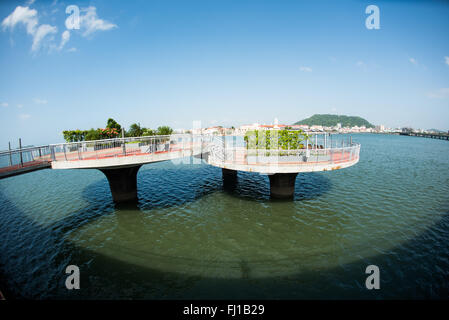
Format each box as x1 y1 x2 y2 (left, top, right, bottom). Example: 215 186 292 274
157 126 173 135
128 123 143 137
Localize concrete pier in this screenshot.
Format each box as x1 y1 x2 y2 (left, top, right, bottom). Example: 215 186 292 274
222 168 238 189
268 173 298 199
39 134 360 202
100 165 142 203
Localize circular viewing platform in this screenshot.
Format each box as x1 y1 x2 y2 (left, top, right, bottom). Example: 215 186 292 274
205 134 360 174
204 132 360 199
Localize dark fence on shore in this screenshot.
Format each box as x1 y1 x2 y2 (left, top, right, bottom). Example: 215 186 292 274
400 132 449 141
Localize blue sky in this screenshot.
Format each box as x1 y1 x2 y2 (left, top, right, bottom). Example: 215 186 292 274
1 0 448 147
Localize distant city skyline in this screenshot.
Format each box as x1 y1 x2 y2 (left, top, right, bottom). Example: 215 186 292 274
1 0 449 148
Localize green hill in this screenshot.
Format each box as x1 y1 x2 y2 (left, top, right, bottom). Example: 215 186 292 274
294 114 374 128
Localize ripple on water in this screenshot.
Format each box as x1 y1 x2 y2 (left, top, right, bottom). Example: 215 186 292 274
0 134 449 298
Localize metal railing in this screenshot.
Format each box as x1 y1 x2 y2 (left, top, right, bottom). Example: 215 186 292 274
207 133 360 166
48 134 199 162
0 144 53 173
0 133 360 173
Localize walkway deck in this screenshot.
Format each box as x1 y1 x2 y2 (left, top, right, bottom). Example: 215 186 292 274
0 134 360 178
0 161 51 179
0 136 204 178
204 146 360 174
0 133 360 200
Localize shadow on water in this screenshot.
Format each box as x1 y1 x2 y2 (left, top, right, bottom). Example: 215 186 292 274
73 211 449 300
223 171 332 202
229 169 334 201
82 166 332 210
79 165 222 212
1 182 448 299
0 164 448 299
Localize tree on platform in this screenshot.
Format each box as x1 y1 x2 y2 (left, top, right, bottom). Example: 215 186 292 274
62 130 88 142
127 123 144 137
84 128 101 141
62 119 173 142
106 118 122 132
157 126 173 135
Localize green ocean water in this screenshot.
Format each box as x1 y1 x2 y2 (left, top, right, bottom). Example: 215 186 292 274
0 133 448 299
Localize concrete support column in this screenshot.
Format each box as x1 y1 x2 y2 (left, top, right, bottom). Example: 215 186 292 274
268 173 298 199
222 168 237 189
99 165 142 203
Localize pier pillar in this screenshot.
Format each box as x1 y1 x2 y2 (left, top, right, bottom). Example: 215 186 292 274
268 173 298 199
99 165 142 203
222 168 238 189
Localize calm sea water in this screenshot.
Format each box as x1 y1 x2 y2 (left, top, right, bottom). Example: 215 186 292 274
0 133 448 299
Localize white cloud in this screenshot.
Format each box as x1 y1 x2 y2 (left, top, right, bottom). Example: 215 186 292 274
2 5 117 53
17 104 23 108
58 30 70 50
80 6 117 37
427 88 449 99
445 56 449 67
409 58 418 65
33 98 48 104
1 6 38 34
19 113 31 120
1 102 8 107
2 6 57 52
299 66 312 72
26 0 36 5
67 47 77 52
32 24 57 51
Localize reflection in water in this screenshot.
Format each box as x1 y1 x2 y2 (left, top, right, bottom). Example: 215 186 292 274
0 134 449 298
223 171 332 202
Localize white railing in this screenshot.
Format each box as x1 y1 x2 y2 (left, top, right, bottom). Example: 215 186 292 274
48 134 196 162
0 133 360 171
207 133 360 166
0 145 52 172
